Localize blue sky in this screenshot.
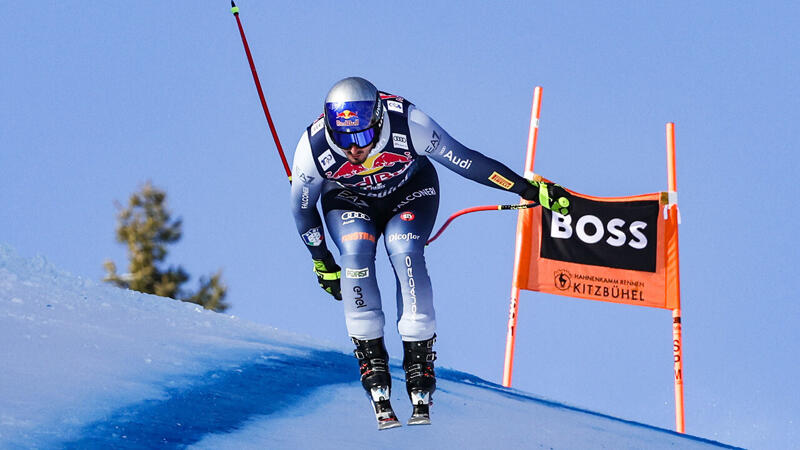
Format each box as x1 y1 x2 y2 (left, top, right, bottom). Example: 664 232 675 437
1 2 797 448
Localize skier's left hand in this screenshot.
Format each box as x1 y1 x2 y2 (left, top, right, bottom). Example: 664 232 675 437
520 179 571 215
312 253 342 301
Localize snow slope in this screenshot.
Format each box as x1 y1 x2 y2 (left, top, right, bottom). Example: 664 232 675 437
0 245 738 449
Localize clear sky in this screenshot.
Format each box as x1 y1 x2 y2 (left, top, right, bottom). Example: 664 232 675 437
1 2 797 448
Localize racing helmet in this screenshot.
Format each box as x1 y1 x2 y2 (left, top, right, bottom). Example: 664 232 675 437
324 77 383 149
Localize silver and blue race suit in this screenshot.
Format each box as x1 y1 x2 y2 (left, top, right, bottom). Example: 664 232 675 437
290 93 529 341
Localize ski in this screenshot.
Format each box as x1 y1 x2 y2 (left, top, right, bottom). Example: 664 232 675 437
407 390 432 426
369 386 401 430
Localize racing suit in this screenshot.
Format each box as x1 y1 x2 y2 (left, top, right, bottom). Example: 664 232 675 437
289 93 531 342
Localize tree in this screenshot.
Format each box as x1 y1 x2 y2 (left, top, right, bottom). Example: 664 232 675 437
103 182 229 312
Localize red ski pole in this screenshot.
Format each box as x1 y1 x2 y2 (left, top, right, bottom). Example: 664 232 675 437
231 1 292 183
426 203 535 245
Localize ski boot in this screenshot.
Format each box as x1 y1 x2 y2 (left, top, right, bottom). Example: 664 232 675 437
352 337 401 430
402 335 437 425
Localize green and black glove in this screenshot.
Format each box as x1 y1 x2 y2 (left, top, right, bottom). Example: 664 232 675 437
312 253 342 301
520 179 571 215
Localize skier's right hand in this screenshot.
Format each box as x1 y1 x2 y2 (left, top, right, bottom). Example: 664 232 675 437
312 253 342 301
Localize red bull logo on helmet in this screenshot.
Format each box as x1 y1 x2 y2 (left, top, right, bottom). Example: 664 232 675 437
335 110 360 127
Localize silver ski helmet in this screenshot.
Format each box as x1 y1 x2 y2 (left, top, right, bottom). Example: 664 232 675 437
324 77 383 149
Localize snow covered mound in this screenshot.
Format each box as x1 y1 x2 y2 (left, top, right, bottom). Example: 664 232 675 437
0 245 737 449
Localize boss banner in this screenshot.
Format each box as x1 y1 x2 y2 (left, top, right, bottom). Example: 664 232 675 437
512 187 679 310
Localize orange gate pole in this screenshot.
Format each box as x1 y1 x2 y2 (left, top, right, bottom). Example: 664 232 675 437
503 86 542 387
666 122 685 433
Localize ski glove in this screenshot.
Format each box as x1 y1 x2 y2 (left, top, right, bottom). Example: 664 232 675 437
312 253 342 301
520 179 571 216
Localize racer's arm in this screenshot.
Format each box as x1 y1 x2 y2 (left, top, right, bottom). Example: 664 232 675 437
289 132 331 260
408 106 530 196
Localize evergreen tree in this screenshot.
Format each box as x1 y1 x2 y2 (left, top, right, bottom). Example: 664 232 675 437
104 182 229 312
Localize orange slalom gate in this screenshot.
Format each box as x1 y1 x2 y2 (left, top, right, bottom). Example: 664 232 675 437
502 88 685 432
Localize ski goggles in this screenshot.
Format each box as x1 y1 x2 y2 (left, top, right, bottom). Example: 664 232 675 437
329 125 377 149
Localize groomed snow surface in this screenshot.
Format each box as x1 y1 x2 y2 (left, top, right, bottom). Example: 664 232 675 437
0 245 738 449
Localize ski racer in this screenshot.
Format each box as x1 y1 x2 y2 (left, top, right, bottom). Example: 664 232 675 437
289 77 571 428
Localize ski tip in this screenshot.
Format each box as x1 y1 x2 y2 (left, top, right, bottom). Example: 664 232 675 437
378 419 402 430
407 416 432 426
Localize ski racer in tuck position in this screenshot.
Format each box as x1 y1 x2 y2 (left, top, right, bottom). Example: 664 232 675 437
289 77 571 428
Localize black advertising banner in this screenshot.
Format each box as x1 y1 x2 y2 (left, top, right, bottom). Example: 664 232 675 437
541 196 660 272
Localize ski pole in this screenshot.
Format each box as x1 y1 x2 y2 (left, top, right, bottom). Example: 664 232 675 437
426 203 535 245
231 1 292 183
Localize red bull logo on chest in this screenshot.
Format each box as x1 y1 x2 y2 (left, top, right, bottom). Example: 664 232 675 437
326 151 414 189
